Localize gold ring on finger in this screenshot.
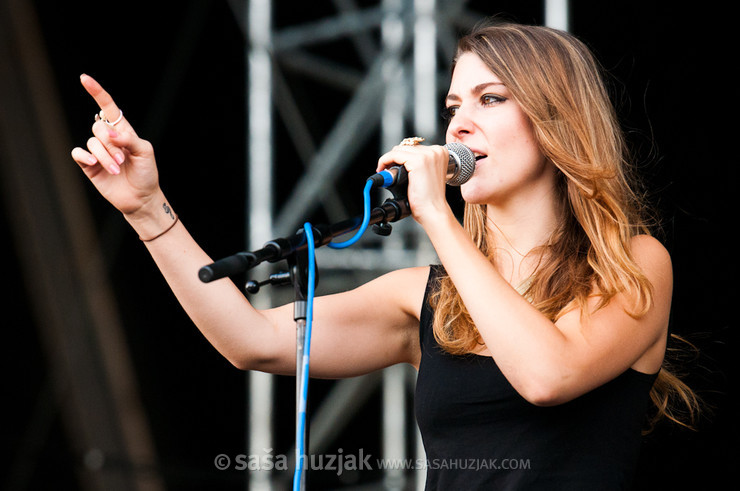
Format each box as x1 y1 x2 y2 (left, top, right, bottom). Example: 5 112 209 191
399 136 425 146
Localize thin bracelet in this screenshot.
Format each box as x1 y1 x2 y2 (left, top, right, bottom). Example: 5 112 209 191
140 214 179 242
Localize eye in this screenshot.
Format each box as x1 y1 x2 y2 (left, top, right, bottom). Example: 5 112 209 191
441 105 458 121
481 94 506 106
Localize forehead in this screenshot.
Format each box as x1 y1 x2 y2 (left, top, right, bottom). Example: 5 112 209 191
448 52 504 94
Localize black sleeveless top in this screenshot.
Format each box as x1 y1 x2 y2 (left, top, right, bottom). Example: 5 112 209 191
414 266 657 490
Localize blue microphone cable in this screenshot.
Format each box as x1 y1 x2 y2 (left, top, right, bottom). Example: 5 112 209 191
293 177 377 489
327 179 374 249
294 222 316 491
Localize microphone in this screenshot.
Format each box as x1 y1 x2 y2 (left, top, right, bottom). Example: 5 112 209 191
369 142 476 188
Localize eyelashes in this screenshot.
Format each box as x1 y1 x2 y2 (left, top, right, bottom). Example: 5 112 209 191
441 94 507 122
481 94 506 106
441 106 456 121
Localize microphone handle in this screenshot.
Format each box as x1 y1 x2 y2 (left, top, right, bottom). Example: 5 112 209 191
373 149 467 189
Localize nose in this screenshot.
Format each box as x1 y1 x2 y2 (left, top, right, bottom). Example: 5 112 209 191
446 105 474 140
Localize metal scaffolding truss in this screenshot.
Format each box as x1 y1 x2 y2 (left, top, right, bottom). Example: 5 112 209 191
229 1 475 489
228 1 568 489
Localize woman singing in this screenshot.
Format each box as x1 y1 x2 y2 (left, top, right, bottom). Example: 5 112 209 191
71 21 698 489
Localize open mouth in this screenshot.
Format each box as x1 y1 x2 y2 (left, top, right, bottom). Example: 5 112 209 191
474 153 487 162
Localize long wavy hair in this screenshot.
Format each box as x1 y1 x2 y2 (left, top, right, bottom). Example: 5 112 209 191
429 21 700 431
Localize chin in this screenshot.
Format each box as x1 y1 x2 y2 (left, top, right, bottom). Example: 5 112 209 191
460 182 492 205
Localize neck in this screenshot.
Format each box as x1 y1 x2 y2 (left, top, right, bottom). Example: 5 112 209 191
486 203 559 254
484 186 561 282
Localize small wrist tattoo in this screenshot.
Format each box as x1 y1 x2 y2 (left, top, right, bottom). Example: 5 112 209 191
163 202 175 220
140 203 179 242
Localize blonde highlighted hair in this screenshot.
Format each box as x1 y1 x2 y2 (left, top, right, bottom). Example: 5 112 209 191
430 21 700 430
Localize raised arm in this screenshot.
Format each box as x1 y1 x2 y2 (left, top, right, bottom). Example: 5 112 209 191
70 75 424 378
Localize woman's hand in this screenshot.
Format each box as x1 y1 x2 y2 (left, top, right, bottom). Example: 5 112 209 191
70 74 160 217
376 143 453 226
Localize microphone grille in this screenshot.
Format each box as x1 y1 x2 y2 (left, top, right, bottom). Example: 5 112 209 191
444 142 475 186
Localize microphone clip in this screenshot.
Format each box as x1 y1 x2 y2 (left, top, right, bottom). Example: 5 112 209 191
369 170 410 237
245 271 292 294
372 222 393 236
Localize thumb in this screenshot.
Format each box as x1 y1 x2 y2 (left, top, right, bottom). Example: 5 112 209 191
108 128 154 158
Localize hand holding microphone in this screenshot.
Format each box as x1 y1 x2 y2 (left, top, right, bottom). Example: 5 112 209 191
371 141 476 189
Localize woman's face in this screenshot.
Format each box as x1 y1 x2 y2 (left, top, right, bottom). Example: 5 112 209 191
445 52 555 208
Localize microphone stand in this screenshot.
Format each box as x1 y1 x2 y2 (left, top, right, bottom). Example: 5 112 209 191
198 185 410 490
198 193 411 283
289 248 310 491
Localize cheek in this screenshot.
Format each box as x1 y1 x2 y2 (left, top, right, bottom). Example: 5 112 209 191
497 125 545 175
499 119 539 157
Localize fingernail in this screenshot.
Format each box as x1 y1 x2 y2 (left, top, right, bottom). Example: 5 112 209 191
110 164 121 175
108 129 118 138
88 155 98 165
114 153 125 165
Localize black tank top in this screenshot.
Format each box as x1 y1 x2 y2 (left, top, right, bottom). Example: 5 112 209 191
414 266 657 490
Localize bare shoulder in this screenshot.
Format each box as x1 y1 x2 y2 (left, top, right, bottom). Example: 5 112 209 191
304 265 430 376
357 265 431 320
628 234 673 373
353 265 430 369
630 234 673 288
630 234 671 262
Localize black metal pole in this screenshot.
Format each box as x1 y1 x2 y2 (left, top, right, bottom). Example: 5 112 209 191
198 196 411 283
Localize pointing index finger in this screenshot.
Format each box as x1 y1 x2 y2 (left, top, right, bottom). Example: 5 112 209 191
80 74 123 125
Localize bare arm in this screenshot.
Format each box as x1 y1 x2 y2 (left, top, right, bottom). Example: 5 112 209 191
134 216 426 378
70 75 425 378
424 213 671 406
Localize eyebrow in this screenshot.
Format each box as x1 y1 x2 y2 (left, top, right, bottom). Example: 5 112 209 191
446 81 505 103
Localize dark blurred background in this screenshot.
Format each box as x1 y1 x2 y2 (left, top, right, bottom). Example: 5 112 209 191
1 1 736 490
